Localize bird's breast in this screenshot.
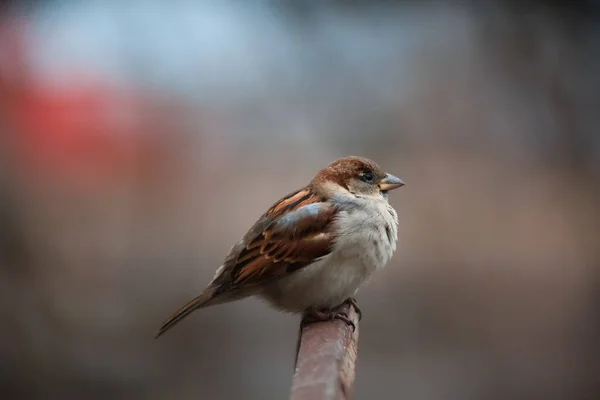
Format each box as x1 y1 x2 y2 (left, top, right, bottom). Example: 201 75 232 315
334 199 398 269
260 198 399 312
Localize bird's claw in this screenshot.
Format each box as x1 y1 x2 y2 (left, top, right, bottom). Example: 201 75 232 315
344 297 362 321
332 311 356 332
302 308 356 332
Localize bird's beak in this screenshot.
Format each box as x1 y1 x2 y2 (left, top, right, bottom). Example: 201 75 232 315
379 173 405 191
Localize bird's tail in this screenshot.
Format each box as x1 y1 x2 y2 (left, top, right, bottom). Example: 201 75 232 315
155 288 216 338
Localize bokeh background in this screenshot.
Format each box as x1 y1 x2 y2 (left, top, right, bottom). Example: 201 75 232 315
1 1 599 399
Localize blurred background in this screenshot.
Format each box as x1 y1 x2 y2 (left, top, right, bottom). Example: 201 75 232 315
0 1 599 399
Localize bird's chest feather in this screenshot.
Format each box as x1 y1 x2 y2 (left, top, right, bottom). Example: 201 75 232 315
262 197 398 311
334 198 398 270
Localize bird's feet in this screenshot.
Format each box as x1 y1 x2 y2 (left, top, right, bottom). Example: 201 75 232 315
302 308 356 332
343 297 362 321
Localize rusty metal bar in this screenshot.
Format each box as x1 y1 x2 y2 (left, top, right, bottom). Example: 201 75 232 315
290 304 360 400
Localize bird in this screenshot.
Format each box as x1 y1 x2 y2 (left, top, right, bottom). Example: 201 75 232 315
156 156 404 338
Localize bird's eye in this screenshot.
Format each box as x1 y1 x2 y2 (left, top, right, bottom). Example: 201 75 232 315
361 172 375 183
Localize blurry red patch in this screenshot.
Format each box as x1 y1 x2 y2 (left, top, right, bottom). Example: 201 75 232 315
4 80 156 190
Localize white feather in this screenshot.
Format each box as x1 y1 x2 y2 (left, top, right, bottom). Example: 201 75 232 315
260 193 398 312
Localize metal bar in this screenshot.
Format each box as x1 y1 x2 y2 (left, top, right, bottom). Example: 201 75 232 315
290 303 360 400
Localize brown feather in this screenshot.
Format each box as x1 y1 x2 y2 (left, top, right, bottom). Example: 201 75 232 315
311 156 386 189
228 190 337 286
267 189 314 216
155 288 216 338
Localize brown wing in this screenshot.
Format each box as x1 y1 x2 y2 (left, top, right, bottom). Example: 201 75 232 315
212 188 338 291
155 188 337 338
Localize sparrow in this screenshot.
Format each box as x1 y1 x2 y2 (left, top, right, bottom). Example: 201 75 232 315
156 156 404 338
